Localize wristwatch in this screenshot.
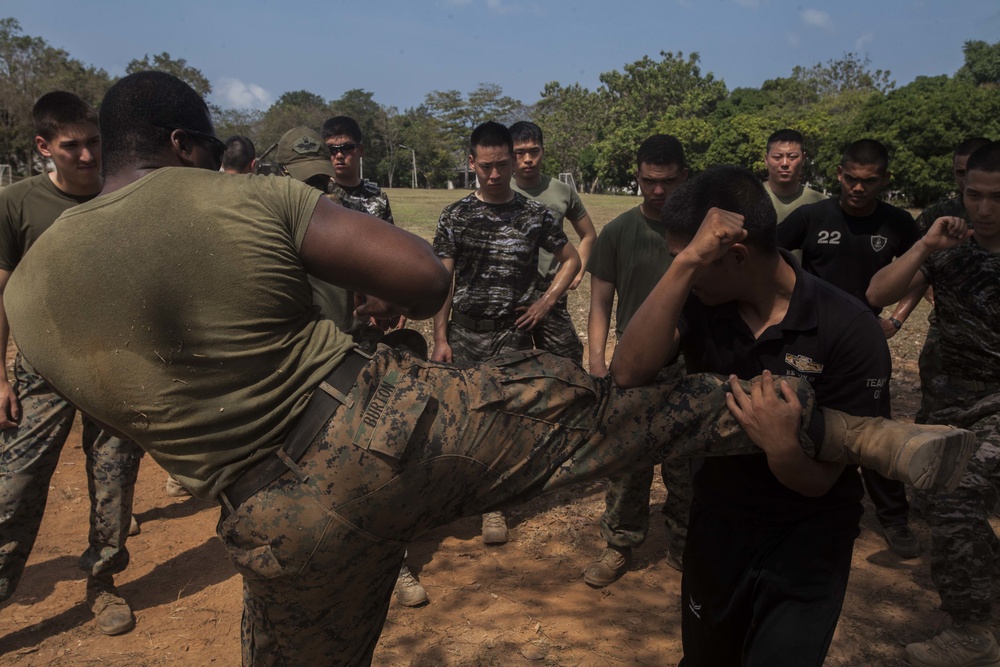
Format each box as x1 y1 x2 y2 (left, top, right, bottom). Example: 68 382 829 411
889 317 903 330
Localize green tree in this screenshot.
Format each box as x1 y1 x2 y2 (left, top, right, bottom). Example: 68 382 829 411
329 89 386 184
956 39 1000 88
126 52 211 96
532 82 604 188
256 90 329 151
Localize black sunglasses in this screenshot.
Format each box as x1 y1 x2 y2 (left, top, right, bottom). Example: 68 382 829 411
327 142 359 156
157 125 227 166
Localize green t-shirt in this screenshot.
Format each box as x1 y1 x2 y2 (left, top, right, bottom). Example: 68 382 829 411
6 168 355 499
586 206 671 337
0 173 96 271
765 183 827 223
512 174 588 279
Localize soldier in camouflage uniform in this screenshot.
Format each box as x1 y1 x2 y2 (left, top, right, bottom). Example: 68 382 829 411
0 92 144 635
584 134 692 587
912 137 991 426
431 121 581 544
321 115 394 223
870 141 1000 667
510 121 595 364
5 74 976 667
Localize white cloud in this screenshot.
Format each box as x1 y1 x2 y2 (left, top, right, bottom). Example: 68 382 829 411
486 0 518 13
216 78 272 110
856 31 874 50
801 9 834 31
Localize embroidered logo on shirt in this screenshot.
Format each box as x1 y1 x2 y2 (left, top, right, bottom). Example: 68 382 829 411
870 235 888 252
688 595 702 619
785 353 824 374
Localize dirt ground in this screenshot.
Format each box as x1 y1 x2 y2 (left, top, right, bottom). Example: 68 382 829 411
1 298 994 666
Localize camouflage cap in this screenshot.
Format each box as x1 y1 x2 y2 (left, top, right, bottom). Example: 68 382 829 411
276 126 336 182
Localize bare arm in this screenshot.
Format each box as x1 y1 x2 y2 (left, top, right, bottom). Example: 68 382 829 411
726 371 845 496
877 283 928 339
587 275 616 377
0 269 20 428
613 208 747 388
299 196 450 321
430 258 456 363
515 242 581 330
867 216 971 308
567 212 597 289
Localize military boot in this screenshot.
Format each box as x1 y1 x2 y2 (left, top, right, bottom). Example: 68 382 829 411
86 575 135 636
481 511 509 545
818 409 977 493
905 620 1000 667
394 564 429 607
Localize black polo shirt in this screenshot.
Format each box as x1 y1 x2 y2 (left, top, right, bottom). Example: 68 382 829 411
680 251 891 523
777 198 920 313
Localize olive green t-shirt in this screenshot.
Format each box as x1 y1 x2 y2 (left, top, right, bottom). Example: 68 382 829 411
765 183 827 223
586 206 671 337
6 168 355 499
0 173 96 271
512 174 588 279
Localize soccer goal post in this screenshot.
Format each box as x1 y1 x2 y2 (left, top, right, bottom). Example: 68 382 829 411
558 172 577 192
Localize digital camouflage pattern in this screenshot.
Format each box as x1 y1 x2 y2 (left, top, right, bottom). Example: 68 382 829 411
327 180 394 224
0 355 143 601
447 320 533 365
914 196 966 235
915 375 1000 623
218 346 819 666
528 280 584 363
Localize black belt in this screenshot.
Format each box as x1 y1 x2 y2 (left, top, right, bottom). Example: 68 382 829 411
450 310 519 333
218 349 371 515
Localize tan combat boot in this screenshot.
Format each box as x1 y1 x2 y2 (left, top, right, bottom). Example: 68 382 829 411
818 409 977 493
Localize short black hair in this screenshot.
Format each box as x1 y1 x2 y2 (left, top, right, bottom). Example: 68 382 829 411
966 141 1000 174
222 135 256 172
509 121 543 147
662 165 777 254
765 129 805 153
32 91 99 141
99 71 215 176
955 137 992 158
321 116 362 143
469 121 512 157
841 139 889 172
637 134 686 170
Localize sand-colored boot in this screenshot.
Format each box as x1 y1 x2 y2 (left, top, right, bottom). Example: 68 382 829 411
818 409 977 493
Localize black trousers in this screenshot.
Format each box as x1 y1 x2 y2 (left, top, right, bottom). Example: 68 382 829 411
679 501 861 667
862 468 909 527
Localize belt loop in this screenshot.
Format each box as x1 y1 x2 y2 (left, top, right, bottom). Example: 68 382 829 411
219 490 235 516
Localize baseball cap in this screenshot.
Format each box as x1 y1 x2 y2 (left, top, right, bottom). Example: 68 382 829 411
275 127 336 182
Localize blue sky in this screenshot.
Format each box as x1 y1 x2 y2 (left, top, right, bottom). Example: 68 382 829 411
9 1 1000 111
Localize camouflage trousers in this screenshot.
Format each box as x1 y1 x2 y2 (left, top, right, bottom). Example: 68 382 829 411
448 319 533 364
0 354 144 602
217 346 820 666
530 282 584 364
916 373 1000 623
915 315 942 425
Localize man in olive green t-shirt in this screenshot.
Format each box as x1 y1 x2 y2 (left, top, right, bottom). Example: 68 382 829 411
510 121 596 365
762 129 826 223
0 91 144 636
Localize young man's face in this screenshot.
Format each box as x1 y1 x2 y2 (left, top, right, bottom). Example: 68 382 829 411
470 144 513 201
765 141 805 187
512 140 543 185
35 122 101 189
638 162 688 217
953 153 972 193
837 161 889 216
325 134 364 184
964 169 1000 242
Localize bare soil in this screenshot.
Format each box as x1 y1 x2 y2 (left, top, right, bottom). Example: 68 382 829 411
2 299 994 666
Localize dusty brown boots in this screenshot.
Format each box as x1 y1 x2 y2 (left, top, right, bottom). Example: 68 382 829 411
817 409 977 493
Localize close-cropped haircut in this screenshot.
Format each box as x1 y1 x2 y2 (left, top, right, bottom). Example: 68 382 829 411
636 134 686 170
765 129 805 152
469 121 512 157
509 121 543 147
32 91 99 141
99 71 214 176
321 116 363 143
841 139 889 172
222 135 256 172
955 137 992 158
965 141 1000 174
662 165 778 254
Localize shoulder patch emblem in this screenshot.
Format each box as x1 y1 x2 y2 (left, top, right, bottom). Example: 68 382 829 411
870 235 888 252
785 353 823 374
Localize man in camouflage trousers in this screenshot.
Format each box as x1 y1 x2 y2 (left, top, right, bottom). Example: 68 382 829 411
431 121 581 544
5 73 976 667
869 141 1000 667
0 92 143 635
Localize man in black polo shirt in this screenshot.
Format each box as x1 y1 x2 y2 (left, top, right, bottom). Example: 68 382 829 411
613 166 890 666
777 139 923 558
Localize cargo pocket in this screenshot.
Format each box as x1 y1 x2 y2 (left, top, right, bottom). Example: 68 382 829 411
350 367 431 465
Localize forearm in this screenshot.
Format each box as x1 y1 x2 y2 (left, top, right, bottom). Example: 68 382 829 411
867 240 933 307
587 282 613 376
765 445 846 496
570 214 597 284
887 283 929 324
543 253 581 305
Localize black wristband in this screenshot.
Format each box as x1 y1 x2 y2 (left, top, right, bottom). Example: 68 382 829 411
889 317 903 330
